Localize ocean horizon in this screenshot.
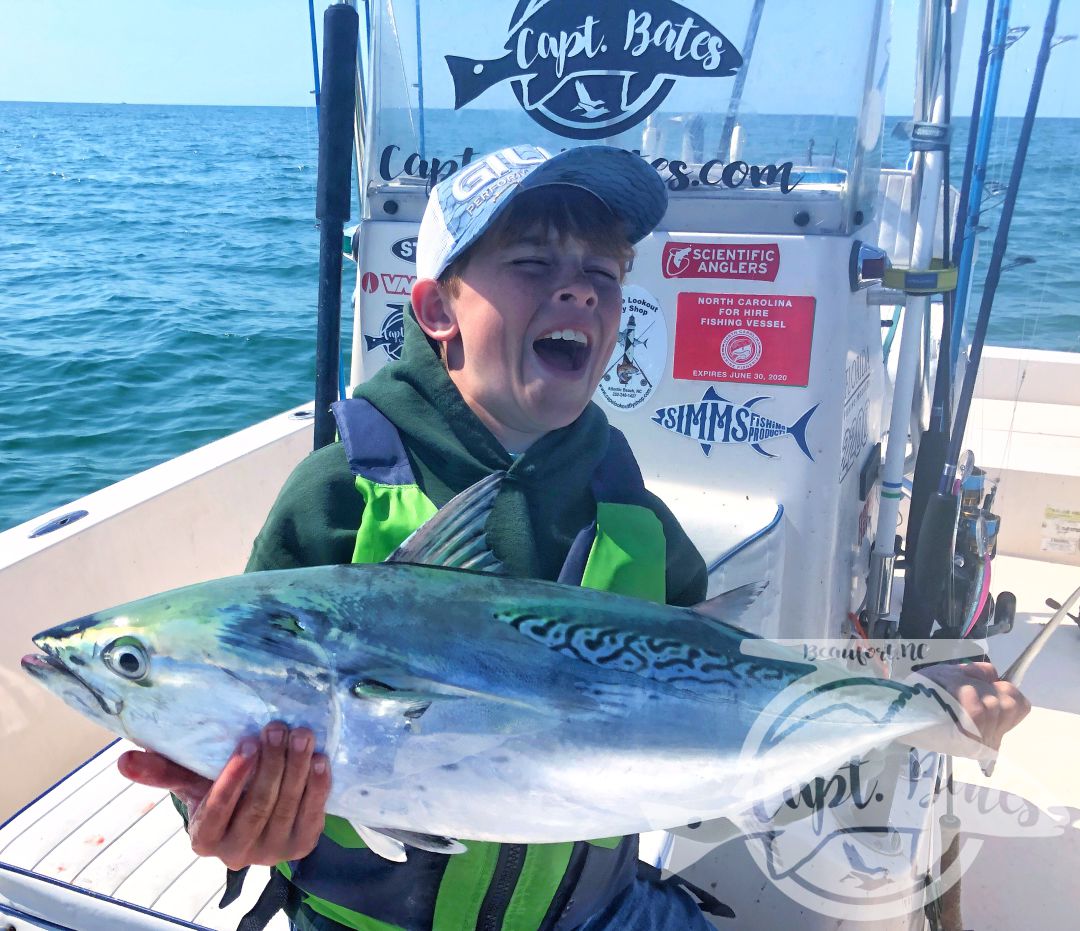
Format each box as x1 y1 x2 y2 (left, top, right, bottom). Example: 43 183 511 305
1 101 1077 532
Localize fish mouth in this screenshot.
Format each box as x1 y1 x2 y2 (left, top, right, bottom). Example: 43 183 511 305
21 650 123 717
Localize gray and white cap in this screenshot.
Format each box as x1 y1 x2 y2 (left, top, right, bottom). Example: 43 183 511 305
415 143 668 280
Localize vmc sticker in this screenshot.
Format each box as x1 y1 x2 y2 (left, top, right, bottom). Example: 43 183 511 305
673 292 815 387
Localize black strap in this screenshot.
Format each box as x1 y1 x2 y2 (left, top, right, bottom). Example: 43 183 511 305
636 861 735 920
219 867 250 909
235 868 302 931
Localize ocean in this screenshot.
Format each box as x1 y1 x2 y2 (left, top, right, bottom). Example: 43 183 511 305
1 101 1077 532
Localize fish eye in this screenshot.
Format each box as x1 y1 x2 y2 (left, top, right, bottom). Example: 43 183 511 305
103 638 150 680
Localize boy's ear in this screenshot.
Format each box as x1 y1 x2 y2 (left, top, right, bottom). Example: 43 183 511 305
411 278 459 344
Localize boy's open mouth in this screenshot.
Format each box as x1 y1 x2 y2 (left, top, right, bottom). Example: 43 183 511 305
533 329 591 374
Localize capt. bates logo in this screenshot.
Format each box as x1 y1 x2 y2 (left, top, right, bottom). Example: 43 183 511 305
364 304 405 361
445 0 743 139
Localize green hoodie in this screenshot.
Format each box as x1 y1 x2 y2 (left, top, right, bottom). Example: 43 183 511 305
247 309 706 606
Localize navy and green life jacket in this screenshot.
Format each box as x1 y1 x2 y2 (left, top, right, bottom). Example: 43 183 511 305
282 398 670 931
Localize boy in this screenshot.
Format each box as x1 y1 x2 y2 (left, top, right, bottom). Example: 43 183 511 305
120 143 1028 930
122 144 718 931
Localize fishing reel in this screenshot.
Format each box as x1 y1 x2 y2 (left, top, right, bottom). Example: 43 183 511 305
931 466 1015 640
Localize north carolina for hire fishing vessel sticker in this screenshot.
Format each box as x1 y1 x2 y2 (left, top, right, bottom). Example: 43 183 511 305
445 0 743 139
598 285 668 412
652 387 818 460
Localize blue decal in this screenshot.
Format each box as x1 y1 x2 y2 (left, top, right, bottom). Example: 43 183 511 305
652 387 817 460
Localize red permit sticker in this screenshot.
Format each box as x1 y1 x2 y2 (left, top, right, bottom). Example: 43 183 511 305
673 292 816 387
662 242 780 281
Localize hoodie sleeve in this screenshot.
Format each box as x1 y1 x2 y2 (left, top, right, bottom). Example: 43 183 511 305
639 489 708 607
245 442 365 572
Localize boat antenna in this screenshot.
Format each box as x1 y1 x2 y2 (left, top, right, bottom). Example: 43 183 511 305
908 0 1062 623
313 3 360 450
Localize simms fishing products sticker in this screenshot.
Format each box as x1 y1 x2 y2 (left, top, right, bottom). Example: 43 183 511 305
662 241 780 281
652 387 817 460
598 285 667 412
444 0 742 139
673 293 816 387
364 304 406 360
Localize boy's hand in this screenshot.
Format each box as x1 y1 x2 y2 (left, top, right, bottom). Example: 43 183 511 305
919 661 1031 751
117 722 331 870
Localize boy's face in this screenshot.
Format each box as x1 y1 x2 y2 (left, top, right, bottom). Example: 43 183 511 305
415 226 624 451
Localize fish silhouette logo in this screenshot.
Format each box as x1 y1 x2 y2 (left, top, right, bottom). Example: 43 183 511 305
664 244 693 277
364 305 406 361
444 0 743 140
652 387 817 459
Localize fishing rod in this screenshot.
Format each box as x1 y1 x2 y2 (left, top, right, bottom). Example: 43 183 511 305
308 0 322 115
901 0 993 638
948 0 1012 369
910 0 1061 632
867 0 968 637
717 0 766 160
314 2 360 450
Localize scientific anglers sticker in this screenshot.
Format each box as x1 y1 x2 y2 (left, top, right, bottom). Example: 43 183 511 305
662 241 780 281
673 293 816 387
652 387 817 460
445 0 742 139
364 304 405 360
598 285 667 412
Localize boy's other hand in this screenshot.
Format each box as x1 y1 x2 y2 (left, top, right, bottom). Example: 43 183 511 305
919 661 1031 751
117 722 331 870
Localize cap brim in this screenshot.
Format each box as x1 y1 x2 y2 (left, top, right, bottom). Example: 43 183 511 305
519 146 667 244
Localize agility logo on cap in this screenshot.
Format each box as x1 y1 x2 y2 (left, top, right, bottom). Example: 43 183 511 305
450 145 549 216
444 0 742 140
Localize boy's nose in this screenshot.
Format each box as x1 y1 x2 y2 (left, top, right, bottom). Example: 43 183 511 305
555 272 598 307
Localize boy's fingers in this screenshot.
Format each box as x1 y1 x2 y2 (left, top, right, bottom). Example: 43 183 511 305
291 754 332 856
188 738 260 853
117 749 211 797
224 723 290 842
258 729 316 855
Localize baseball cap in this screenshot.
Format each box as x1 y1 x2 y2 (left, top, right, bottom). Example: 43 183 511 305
415 144 668 280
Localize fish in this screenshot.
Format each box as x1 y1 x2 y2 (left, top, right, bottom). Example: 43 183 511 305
444 0 742 112
652 387 819 460
21 472 986 862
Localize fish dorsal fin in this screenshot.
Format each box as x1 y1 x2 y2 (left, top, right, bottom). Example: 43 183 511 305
386 471 507 573
691 581 768 626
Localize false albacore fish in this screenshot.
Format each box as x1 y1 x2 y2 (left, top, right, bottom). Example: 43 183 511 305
652 387 818 460
444 0 742 113
22 473 985 862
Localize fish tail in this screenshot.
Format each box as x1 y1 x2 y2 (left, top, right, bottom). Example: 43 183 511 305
364 335 385 351
445 53 516 109
790 404 819 461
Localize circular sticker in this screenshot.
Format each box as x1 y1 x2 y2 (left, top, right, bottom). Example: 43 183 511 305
719 328 763 371
597 285 667 412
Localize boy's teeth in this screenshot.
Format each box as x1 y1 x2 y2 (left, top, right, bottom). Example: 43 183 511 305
546 329 587 344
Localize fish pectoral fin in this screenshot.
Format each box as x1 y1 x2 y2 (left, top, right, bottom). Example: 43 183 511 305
377 828 468 856
352 823 408 862
691 581 768 625
386 471 507 574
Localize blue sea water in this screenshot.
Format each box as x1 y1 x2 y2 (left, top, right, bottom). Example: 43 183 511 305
0 101 1077 532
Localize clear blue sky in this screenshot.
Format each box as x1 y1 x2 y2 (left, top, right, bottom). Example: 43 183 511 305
0 0 1076 116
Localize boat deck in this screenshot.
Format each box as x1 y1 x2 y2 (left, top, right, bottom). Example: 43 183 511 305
0 741 286 931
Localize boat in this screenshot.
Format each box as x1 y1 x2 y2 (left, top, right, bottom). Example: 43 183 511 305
2 1 1078 929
